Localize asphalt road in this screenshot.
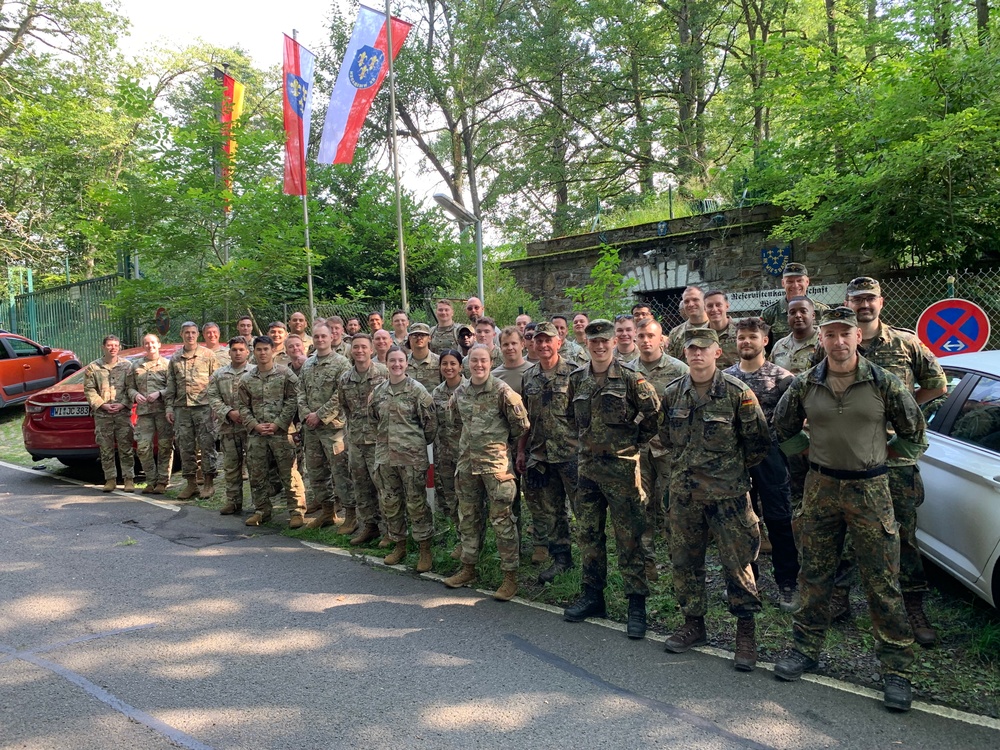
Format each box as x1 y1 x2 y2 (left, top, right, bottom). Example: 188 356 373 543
1 462 997 749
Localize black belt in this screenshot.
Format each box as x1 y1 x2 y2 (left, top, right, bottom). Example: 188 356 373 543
808 462 887 480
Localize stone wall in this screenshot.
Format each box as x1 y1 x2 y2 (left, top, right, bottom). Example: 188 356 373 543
503 204 883 317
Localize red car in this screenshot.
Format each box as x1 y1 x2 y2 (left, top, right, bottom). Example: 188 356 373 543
0 331 80 408
22 344 183 466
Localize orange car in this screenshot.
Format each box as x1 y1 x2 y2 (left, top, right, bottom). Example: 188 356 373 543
0 331 81 409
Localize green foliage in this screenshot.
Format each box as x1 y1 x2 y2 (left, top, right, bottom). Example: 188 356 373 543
564 245 637 320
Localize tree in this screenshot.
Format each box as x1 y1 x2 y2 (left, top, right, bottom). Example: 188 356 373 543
565 245 638 319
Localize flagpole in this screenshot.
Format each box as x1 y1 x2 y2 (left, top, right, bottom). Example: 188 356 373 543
384 0 408 313
294 29 317 322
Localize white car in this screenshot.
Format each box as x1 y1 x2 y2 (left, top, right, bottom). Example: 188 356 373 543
918 350 1000 607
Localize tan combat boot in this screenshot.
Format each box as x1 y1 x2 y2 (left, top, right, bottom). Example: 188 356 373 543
288 514 305 529
378 537 394 549
199 476 215 499
102 480 116 492
383 539 407 566
443 564 477 589
177 478 198 500
531 545 549 565
122 478 135 492
245 511 271 526
493 571 518 601
308 503 339 529
349 523 380 546
337 507 358 535
415 540 433 573
219 502 241 515
152 482 168 494
142 484 157 495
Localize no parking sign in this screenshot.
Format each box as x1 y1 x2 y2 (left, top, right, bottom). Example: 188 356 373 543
916 299 991 357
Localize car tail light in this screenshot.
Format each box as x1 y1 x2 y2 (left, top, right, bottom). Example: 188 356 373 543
25 402 46 414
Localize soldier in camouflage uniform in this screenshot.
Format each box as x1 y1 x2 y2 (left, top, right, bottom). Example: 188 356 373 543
772 306 926 712
337 333 388 543
202 322 230 367
406 323 442 393
238 335 305 528
769 297 819 375
127 333 173 494
634 319 688 581
165 322 218 499
705 291 740 367
838 277 948 644
370 347 437 571
462 317 503 376
563 320 660 640
429 299 459 354
390 310 410 349
443 344 530 601
325 316 351 358
552 314 589 365
659 327 771 671
297 324 352 529
431 350 467 552
612 315 640 365
236 316 255 339
207 336 251 514
84 335 135 492
517 322 580 582
667 287 710 359
288 311 313 352
760 263 829 351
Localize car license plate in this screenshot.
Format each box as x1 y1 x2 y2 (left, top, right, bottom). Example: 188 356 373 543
50 405 90 417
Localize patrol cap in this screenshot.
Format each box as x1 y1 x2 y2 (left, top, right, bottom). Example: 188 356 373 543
533 321 559 338
457 324 475 337
584 319 616 340
407 322 431 337
683 327 720 348
783 262 808 277
846 276 881 297
818 306 859 328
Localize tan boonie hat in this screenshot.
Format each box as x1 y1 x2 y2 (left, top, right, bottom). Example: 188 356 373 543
783 262 808 277
846 277 881 297
457 324 475 337
584 319 616 340
533 321 559 338
684 328 721 348
818 306 859 328
407 322 431 337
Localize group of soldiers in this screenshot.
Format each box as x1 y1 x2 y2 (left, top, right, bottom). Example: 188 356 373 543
83 264 945 713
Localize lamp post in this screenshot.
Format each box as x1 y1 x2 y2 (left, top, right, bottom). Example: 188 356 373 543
433 193 484 304
664 173 678 219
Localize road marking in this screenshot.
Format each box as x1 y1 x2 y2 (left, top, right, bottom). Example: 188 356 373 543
298 539 1000 731
0 625 215 750
0 460 180 512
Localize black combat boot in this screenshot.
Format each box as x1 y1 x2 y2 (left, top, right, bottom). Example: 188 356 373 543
563 586 606 622
538 550 573 584
626 595 647 639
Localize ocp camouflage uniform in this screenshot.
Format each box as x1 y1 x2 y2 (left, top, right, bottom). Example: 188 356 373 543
773 356 926 675
431 377 467 524
338 362 388 527
127 355 172 487
450 375 530 571
521 357 579 560
762 298 830 345
207 362 250 506
567 360 660 597
667 320 708 360
612 347 640 367
84 357 135 483
165 346 218 480
636 353 689 566
659 370 770 618
297 351 352 519
238 364 304 520
370 377 437 543
429 323 458 354
408 351 442 393
560 338 590 365
210 347 231 368
770 330 819 375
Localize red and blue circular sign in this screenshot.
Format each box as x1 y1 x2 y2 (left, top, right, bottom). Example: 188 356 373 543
916 299 991 357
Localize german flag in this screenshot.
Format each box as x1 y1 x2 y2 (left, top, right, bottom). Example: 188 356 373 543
214 67 245 207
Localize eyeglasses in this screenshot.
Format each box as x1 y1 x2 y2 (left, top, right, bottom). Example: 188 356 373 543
614 314 634 322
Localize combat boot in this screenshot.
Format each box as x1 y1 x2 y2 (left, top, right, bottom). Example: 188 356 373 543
443 564 477 588
308 503 339 529
774 649 818 681
142 484 157 495
349 523 380 546
378 537 394 549
102 480 116 492
531 545 549 565
626 595 647 639
734 617 757 672
493 571 518 601
304 500 322 515
199 476 215 499
288 514 305 530
538 550 573 584
337 507 358 535
245 511 271 526
219 502 242 515
122 478 135 492
903 592 937 646
664 616 708 653
383 539 407 566
177 478 198 500
563 587 606 622
152 482 168 494
415 540 433 573
883 674 912 712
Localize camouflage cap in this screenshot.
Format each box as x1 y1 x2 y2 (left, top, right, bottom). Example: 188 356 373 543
533 321 560 338
683 327 721 348
584 319 616 340
818 306 859 328
846 276 881 297
407 322 431 337
783 262 808 277
457 324 475 337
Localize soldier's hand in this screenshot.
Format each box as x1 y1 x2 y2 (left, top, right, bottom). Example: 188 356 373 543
305 412 320 428
147 391 160 403
135 393 148 404
228 409 242 424
515 451 527 475
253 423 269 435
166 411 175 425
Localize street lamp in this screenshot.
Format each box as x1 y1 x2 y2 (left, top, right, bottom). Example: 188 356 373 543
433 193 484 304
664 173 678 219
